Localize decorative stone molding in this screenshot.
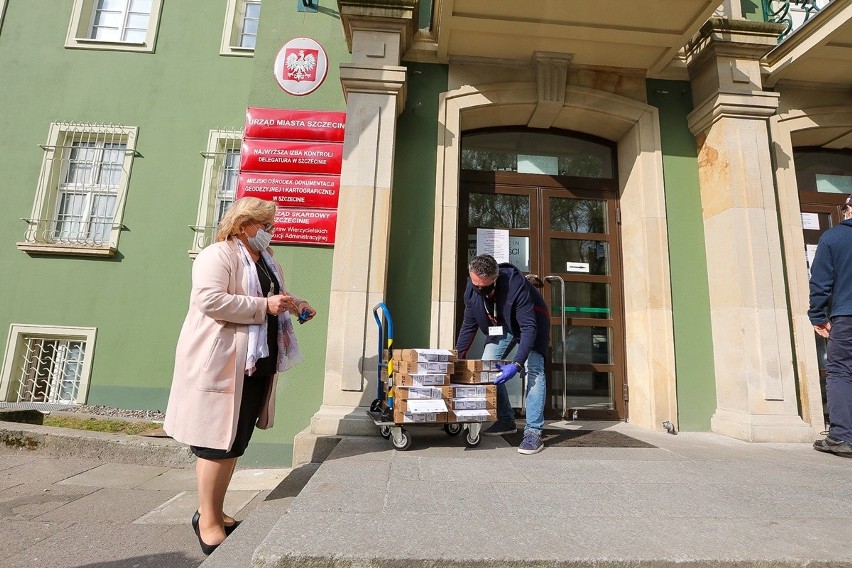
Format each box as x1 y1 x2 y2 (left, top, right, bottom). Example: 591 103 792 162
340 64 408 114
338 0 418 59
687 90 780 135
528 52 572 129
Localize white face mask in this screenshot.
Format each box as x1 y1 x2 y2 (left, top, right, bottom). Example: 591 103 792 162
247 225 273 251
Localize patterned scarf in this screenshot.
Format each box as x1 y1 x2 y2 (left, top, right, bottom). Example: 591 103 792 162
236 241 303 375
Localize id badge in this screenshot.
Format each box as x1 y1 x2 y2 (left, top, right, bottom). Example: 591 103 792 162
488 325 504 337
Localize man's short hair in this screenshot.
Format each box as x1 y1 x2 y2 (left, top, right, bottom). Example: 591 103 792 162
845 194 852 208
468 254 499 279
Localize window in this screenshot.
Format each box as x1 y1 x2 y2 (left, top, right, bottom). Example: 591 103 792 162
0 325 96 407
190 130 243 255
19 122 138 256
221 0 261 56
66 0 163 52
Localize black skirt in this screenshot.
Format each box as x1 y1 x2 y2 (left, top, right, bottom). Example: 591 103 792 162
190 373 272 460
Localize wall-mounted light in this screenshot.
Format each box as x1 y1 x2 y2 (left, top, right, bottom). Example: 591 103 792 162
298 0 318 12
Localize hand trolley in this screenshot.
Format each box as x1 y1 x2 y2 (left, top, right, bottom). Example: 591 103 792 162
366 302 482 450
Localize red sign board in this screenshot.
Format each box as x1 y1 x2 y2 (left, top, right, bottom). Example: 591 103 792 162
273 208 336 245
245 108 346 142
237 173 339 209
240 139 343 174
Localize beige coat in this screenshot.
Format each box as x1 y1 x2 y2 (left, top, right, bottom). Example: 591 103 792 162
163 239 299 451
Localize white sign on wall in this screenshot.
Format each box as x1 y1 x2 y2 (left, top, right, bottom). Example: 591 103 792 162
274 37 329 96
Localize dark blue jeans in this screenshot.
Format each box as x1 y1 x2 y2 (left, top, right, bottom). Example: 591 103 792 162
826 316 852 443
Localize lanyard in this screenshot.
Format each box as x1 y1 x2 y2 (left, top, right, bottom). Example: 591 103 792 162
483 297 498 325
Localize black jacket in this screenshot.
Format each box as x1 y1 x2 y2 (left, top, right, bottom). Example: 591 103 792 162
455 263 550 365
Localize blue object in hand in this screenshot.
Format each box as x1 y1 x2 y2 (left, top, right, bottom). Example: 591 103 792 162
494 362 519 385
298 309 311 324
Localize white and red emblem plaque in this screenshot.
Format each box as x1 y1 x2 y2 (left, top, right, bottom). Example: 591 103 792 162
274 37 328 96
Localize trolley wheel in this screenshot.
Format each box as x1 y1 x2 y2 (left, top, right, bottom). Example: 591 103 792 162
379 425 391 439
391 428 412 451
443 423 462 436
464 427 481 447
370 399 382 412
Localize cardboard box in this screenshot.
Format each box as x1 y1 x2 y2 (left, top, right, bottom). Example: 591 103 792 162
393 348 456 363
448 396 496 410
394 373 451 387
393 409 448 424
394 360 454 375
455 359 506 372
451 370 497 384
396 386 452 400
450 384 496 398
448 409 496 423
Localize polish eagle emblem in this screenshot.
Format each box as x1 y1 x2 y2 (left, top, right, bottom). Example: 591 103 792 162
285 49 317 82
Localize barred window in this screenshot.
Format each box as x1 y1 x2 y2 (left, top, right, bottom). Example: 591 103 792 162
66 0 163 52
190 130 242 256
0 325 96 408
19 123 138 256
221 0 262 56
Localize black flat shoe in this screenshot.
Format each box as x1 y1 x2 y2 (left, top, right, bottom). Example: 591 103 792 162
191 510 221 555
224 520 241 536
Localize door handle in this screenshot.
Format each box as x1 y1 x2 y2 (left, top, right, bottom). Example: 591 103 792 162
544 275 569 419
525 274 544 288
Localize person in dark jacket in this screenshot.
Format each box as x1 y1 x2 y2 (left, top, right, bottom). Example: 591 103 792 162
808 194 852 458
455 255 550 454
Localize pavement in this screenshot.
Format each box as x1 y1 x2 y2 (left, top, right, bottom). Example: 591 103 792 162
1 418 851 567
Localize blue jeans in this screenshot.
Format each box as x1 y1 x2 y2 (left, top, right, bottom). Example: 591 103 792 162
826 316 852 443
481 333 546 435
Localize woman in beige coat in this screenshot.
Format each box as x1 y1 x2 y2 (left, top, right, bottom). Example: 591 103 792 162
163 197 315 555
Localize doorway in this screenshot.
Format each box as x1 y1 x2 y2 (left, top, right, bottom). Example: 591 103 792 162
455 129 625 421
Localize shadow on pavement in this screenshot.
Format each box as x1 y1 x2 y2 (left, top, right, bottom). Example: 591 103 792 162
71 552 201 568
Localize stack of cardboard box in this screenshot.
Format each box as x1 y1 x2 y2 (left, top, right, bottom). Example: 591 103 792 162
386 349 454 424
448 359 501 423
383 349 503 425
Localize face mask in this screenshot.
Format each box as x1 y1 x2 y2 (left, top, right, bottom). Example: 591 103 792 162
247 227 273 251
474 282 495 297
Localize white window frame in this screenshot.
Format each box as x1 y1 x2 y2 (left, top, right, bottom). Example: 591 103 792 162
19 122 138 257
190 129 243 257
0 324 97 407
66 0 163 53
0 1 9 35
220 0 261 57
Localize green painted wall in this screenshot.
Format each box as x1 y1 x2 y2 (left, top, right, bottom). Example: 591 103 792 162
385 62 448 347
238 1 350 465
0 1 253 414
645 79 716 431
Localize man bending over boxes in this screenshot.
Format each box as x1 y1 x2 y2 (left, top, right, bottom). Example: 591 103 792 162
455 254 550 454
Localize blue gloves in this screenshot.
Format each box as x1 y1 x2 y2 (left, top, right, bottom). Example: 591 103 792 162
494 362 521 385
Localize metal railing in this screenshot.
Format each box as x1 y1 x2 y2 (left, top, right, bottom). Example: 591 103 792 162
762 0 829 40
21 217 122 249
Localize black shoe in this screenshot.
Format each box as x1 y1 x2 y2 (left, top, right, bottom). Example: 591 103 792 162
191 510 221 555
224 520 241 536
813 436 852 458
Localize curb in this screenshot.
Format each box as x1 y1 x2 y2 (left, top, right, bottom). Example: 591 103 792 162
0 420 195 469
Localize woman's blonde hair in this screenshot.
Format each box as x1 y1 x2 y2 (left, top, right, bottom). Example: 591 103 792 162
215 197 276 242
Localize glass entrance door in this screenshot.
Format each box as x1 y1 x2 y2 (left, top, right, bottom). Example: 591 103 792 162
458 171 625 421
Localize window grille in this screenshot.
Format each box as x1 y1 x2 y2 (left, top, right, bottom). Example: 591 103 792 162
21 122 136 254
90 0 152 43
14 337 86 405
191 130 243 253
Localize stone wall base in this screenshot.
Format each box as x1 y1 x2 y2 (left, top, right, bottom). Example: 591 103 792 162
711 408 819 443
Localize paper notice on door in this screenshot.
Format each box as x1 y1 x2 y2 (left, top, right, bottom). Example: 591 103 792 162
566 262 590 272
806 244 818 278
476 228 510 263
801 212 820 231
